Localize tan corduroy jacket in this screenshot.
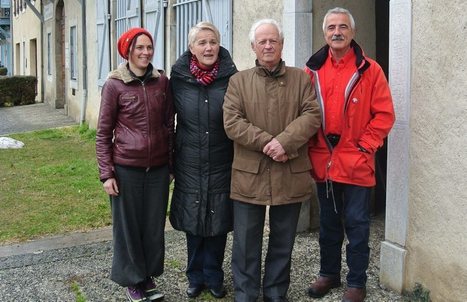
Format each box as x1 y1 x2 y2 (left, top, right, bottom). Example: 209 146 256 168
223 61 321 205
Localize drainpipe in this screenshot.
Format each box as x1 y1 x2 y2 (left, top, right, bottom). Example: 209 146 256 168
9 3 13 76
40 2 44 102
79 0 88 125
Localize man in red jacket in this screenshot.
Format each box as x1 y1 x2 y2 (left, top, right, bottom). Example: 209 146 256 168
304 7 395 302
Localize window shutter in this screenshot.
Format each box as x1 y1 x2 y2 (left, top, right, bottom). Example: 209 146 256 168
143 0 164 70
174 0 232 58
115 0 141 65
96 0 110 86
203 0 232 52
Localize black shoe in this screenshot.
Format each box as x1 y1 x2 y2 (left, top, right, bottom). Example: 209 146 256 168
209 285 226 299
186 284 205 298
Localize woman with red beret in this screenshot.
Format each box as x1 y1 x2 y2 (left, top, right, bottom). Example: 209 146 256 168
96 27 174 302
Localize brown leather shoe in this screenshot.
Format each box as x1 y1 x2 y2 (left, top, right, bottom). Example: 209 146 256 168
342 287 366 302
307 276 342 298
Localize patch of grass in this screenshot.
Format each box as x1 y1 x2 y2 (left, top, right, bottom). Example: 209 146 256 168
198 291 217 301
78 123 97 141
0 126 111 243
69 280 87 302
405 283 431 302
166 258 183 270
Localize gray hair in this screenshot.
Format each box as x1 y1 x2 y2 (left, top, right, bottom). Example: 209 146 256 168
188 21 221 47
249 19 284 45
322 7 356 33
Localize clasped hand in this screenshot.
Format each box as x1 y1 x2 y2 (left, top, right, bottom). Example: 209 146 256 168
263 138 288 162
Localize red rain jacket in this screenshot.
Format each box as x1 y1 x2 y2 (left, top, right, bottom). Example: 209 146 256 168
305 41 395 186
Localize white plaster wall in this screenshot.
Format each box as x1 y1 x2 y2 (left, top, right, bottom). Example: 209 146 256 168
11 2 43 102
406 1 467 301
62 0 83 123
232 0 283 70
232 1 376 69
84 3 100 129
312 0 375 59
42 1 60 110
42 18 56 108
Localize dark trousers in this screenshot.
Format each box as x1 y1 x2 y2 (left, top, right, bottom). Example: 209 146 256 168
316 182 371 288
110 164 170 287
186 233 227 288
231 200 302 301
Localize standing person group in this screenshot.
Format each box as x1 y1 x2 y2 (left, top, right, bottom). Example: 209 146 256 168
169 21 237 299
305 7 395 302
96 27 174 302
96 7 394 302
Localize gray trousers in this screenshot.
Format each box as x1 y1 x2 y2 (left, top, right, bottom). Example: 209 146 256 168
232 200 302 301
110 164 169 287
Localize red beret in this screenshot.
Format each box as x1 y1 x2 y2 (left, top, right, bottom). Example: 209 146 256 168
117 27 153 60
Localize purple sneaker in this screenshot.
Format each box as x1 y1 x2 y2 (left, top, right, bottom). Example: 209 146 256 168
126 286 146 302
142 278 164 301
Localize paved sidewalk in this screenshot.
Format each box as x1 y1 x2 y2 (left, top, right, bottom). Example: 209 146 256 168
0 103 77 136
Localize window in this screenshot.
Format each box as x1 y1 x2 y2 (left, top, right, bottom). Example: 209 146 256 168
47 32 51 75
174 0 232 58
70 26 78 80
22 41 25 74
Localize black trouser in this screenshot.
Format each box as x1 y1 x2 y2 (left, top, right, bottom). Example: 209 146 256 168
186 233 227 288
231 200 302 301
110 164 170 287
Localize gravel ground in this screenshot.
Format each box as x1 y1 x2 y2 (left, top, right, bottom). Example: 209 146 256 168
0 214 405 302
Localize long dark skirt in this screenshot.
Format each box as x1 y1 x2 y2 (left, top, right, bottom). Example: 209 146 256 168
110 164 170 287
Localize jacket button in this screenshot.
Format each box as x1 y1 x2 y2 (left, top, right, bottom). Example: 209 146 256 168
205 99 208 103
195 200 200 204
211 210 214 214
205 131 209 135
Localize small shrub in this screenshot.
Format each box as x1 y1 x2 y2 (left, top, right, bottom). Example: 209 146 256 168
0 76 37 107
0 67 7 75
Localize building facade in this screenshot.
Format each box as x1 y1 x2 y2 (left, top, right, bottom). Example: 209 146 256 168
10 1 467 301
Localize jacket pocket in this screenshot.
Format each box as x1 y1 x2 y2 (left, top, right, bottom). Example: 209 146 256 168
231 152 269 199
169 189 200 234
333 146 374 183
287 156 313 198
119 93 139 112
231 156 260 173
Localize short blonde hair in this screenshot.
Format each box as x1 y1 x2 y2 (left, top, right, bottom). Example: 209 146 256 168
188 21 221 47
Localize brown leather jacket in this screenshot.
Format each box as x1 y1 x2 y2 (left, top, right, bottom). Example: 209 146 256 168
96 63 174 182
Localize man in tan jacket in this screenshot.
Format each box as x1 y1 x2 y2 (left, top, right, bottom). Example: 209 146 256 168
223 19 321 302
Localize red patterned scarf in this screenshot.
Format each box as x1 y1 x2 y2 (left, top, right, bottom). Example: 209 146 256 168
189 55 219 86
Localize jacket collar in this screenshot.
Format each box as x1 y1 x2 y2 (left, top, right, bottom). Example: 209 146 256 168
305 40 370 74
171 46 237 81
254 60 286 78
108 62 161 84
